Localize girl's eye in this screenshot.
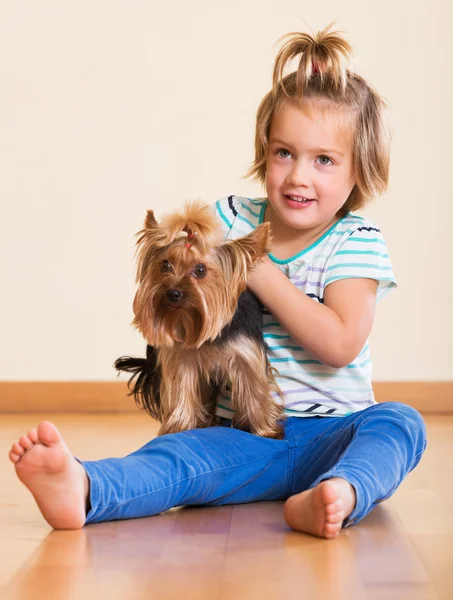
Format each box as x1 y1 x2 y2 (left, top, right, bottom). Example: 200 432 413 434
276 148 292 159
161 260 173 273
193 264 207 279
317 155 333 165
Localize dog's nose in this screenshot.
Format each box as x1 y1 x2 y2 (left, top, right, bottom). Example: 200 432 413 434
167 289 183 302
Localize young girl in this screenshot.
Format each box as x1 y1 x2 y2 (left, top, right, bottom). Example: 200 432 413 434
8 25 426 539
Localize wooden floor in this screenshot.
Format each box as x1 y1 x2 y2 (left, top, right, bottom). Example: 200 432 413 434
1 414 452 600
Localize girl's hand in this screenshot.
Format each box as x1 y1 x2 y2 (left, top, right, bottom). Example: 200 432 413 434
247 256 276 295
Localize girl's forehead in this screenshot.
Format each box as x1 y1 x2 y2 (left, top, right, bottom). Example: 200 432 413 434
271 100 356 149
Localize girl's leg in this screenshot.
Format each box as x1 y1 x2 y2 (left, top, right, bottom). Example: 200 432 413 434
284 402 427 537
81 422 290 524
10 419 290 528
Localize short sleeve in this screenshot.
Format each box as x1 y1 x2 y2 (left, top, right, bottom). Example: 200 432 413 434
213 196 239 240
325 224 397 303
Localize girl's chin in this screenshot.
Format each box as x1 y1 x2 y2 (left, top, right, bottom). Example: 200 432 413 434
280 207 324 230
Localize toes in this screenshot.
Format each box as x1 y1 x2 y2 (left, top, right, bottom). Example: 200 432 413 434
9 450 22 464
326 510 344 524
27 428 39 444
323 521 341 539
37 421 61 446
19 435 34 451
325 500 341 514
324 531 340 540
12 442 25 456
9 430 39 463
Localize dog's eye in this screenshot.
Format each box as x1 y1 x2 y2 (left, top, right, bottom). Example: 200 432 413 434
161 260 173 273
193 264 207 278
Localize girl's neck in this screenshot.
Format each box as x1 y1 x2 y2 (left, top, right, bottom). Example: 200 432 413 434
264 204 340 261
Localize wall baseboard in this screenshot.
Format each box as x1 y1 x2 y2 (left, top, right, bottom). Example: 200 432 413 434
0 381 451 414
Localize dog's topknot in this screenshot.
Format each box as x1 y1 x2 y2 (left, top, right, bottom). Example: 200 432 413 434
138 201 224 255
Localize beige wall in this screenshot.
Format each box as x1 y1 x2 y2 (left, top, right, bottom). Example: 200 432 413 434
1 1 451 382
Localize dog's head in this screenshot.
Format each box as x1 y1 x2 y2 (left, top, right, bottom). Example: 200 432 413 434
132 201 271 348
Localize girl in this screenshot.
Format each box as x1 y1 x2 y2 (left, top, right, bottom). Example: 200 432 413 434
8 25 426 539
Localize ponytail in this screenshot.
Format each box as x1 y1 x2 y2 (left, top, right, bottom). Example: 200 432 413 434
272 24 353 98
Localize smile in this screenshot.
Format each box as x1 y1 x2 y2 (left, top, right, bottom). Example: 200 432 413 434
286 195 315 203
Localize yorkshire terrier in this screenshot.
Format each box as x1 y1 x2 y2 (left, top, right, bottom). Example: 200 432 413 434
114 201 284 439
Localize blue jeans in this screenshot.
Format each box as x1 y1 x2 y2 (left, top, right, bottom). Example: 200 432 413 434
80 402 427 527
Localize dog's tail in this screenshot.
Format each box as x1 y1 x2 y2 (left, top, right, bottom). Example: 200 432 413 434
113 345 162 421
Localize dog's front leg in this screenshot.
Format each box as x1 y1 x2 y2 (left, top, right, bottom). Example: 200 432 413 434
157 353 207 436
229 337 284 439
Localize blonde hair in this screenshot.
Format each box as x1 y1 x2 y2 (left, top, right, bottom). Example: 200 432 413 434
246 24 391 215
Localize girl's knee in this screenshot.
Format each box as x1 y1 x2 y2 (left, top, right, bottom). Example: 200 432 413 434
367 401 423 424
382 401 424 425
364 402 427 453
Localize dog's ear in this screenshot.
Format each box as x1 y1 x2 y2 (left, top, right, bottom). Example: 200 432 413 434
227 223 272 268
133 210 166 284
215 223 272 287
144 210 158 230
134 210 161 251
135 209 168 254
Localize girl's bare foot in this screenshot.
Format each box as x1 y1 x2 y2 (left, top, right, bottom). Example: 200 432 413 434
8 421 89 529
283 477 356 539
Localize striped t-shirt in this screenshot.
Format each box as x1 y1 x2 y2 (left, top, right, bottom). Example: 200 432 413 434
214 195 397 419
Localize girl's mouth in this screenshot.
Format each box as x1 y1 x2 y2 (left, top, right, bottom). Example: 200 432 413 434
285 194 316 207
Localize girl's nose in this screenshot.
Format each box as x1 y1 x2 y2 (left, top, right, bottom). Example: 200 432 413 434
286 161 311 188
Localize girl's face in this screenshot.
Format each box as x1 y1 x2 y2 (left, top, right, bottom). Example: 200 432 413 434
265 101 356 236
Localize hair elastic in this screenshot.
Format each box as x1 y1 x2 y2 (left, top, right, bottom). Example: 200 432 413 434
185 232 196 249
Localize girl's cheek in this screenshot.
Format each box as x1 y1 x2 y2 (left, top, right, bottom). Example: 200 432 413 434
265 165 277 183
269 161 286 178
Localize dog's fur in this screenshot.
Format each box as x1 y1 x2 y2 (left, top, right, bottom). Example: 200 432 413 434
114 201 284 438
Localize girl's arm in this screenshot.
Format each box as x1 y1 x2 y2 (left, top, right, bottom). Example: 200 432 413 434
247 257 378 368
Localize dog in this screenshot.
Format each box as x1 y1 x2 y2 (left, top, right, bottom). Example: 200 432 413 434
114 201 284 438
